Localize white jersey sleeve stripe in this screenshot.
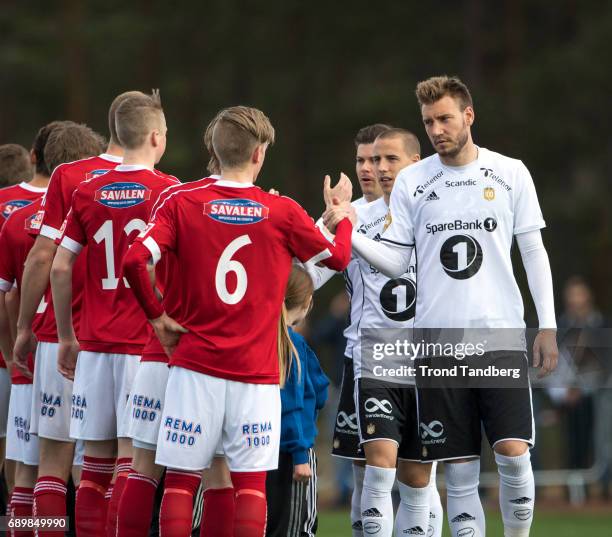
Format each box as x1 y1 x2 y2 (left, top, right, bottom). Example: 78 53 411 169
40 224 62 241
142 236 161 264
60 236 83 255
305 248 332 265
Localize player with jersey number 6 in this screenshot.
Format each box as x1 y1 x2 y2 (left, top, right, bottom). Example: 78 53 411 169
325 76 558 537
123 105 354 537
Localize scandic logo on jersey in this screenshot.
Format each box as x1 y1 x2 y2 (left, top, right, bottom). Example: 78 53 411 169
204 199 270 225
94 182 152 209
86 169 111 180
1 199 32 219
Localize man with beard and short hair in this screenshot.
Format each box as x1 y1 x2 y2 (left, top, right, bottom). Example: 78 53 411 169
328 75 558 537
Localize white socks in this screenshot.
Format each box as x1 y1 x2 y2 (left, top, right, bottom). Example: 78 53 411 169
428 463 443 537
445 460 486 537
495 450 535 537
352 464 365 537
394 480 430 537
361 465 396 537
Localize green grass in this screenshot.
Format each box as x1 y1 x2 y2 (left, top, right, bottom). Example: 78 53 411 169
317 509 612 537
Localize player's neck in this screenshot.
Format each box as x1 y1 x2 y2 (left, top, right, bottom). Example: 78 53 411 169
121 148 156 170
28 173 49 188
383 193 391 206
220 167 255 184
439 139 478 168
364 192 380 203
104 143 124 158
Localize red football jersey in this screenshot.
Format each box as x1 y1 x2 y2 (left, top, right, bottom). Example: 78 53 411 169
60 165 178 355
126 178 352 384
140 177 219 364
0 199 50 383
30 153 123 341
0 182 47 231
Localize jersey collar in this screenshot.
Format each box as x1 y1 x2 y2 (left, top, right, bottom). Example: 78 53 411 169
214 180 254 188
115 164 152 172
99 153 123 163
18 181 47 193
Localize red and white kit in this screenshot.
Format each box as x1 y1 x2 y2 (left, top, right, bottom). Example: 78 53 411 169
124 178 352 471
0 198 48 464
59 164 177 441
29 153 122 442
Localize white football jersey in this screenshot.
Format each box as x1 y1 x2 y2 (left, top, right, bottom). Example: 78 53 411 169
382 147 545 334
345 197 417 378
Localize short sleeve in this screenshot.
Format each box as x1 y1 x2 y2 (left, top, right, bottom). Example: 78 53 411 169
0 226 15 292
285 199 338 264
135 198 177 264
513 162 545 235
38 166 67 240
59 204 87 255
381 171 415 248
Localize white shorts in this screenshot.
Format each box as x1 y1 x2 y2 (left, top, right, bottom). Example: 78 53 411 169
30 342 75 441
155 367 281 472
0 368 10 438
124 361 169 450
69 351 139 441
6 384 39 466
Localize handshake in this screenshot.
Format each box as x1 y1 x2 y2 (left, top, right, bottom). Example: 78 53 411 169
321 173 357 233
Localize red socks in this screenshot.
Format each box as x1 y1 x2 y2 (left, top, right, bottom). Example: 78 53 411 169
116 472 159 537
159 470 201 537
106 457 132 537
11 487 34 537
33 477 67 536
200 487 235 537
231 472 267 537
76 456 115 537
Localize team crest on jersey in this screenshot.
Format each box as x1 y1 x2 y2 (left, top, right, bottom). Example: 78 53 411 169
29 209 45 230
94 182 152 209
204 199 269 225
86 169 111 181
1 199 32 219
483 187 495 201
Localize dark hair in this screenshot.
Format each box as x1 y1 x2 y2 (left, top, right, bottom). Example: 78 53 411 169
354 124 393 147
44 123 106 174
376 128 421 157
0 144 33 187
32 121 76 176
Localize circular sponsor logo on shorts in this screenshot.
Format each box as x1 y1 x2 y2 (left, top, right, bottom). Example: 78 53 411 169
457 529 474 537
514 509 532 521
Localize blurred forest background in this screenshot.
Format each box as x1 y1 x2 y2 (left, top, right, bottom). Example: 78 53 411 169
0 0 610 314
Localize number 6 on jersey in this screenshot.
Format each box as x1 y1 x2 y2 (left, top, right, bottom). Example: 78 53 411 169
215 234 252 305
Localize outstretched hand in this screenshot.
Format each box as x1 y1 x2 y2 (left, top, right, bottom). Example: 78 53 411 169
323 173 353 208
533 329 559 378
322 198 357 233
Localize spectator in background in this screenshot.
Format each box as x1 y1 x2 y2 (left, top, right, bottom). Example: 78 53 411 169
549 276 609 496
0 144 34 187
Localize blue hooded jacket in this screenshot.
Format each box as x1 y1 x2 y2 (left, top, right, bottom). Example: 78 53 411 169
279 328 330 465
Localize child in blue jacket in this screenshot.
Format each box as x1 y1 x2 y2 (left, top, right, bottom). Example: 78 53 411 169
266 266 329 537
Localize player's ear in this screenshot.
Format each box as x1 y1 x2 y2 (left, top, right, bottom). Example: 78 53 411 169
464 106 475 127
30 149 37 165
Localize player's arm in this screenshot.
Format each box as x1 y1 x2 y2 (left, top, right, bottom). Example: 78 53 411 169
513 162 558 377
123 210 187 356
0 290 14 371
5 287 18 341
50 246 80 380
14 235 57 363
516 230 558 377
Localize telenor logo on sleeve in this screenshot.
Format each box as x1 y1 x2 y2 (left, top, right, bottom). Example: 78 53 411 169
94 182 152 209
204 199 269 225
1 200 32 219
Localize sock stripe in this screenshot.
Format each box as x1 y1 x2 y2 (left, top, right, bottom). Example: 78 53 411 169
235 488 266 500
34 483 68 495
128 473 158 488
79 479 108 496
164 487 193 497
166 469 201 478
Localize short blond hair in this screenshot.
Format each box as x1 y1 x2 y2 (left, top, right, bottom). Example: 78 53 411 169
415 76 473 110
44 123 105 174
0 144 33 186
108 91 145 145
211 106 275 169
115 90 164 150
203 116 221 175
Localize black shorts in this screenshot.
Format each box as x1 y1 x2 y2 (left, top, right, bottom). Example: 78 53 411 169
415 351 534 461
331 358 365 460
355 377 420 461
